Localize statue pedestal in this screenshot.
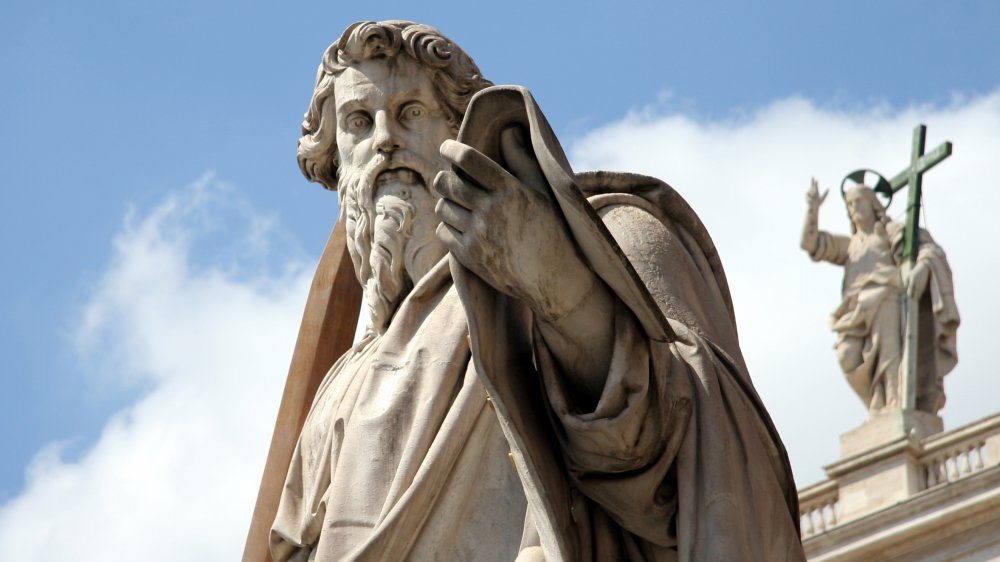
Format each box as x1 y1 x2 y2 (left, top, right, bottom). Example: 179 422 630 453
825 410 943 523
840 409 943 458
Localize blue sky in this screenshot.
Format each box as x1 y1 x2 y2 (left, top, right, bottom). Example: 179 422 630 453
2 1 999 558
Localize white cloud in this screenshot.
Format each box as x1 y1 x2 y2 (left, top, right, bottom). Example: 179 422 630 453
0 175 312 560
570 89 1000 486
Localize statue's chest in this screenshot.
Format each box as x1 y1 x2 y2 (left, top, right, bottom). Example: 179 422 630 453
297 283 474 506
845 233 897 288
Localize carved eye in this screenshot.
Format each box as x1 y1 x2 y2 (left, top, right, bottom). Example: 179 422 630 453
346 111 372 134
400 103 425 123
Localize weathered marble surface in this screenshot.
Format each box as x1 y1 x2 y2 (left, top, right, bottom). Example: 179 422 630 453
256 20 805 562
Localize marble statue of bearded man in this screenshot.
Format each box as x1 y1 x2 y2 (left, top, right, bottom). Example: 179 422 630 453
268 20 805 562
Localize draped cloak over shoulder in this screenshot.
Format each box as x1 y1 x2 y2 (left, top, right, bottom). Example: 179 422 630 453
452 86 805 561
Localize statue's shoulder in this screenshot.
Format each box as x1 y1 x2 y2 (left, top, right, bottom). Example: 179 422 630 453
575 171 708 238
575 170 737 329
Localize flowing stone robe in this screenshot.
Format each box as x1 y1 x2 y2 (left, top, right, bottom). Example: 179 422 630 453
453 87 803 560
269 260 528 562
270 86 805 562
453 183 803 562
809 221 959 413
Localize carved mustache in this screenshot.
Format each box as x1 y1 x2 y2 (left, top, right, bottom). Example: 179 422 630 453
359 150 434 196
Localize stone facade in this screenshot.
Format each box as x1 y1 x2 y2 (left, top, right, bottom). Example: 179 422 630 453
799 413 1000 561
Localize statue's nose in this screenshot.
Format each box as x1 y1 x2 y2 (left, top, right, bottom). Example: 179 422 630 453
372 111 402 155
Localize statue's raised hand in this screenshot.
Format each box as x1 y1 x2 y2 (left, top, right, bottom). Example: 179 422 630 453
801 177 828 253
432 128 599 323
807 177 829 209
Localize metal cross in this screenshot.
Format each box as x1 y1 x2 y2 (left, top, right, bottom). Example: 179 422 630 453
887 124 952 410
888 124 952 264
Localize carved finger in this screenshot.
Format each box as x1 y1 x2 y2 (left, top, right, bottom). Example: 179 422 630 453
437 221 483 275
435 198 472 233
433 170 483 211
436 221 465 253
499 126 546 192
440 139 514 193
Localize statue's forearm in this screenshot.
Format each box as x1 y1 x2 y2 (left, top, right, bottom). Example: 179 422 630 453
801 205 820 254
534 275 614 409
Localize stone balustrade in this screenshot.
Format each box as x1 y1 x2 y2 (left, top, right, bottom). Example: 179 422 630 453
798 412 1000 540
919 414 1000 488
798 479 840 538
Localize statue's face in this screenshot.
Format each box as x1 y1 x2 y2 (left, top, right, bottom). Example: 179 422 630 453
333 55 454 279
331 56 454 331
333 56 454 188
846 189 875 233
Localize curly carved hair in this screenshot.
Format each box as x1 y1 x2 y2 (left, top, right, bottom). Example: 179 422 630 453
297 21 493 191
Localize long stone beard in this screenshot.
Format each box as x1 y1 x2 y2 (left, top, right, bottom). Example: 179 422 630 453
364 195 414 333
337 152 444 334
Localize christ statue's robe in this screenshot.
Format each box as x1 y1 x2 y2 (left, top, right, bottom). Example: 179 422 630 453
809 221 959 413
